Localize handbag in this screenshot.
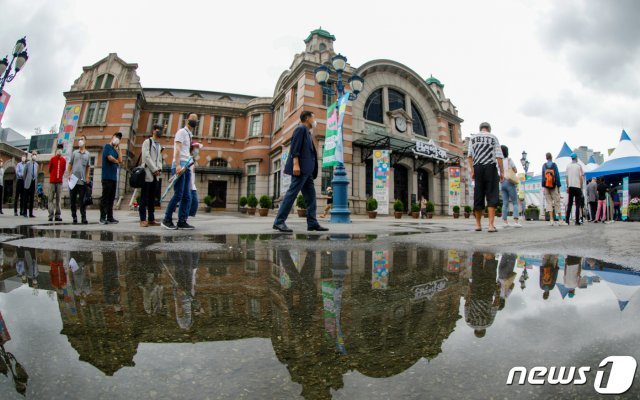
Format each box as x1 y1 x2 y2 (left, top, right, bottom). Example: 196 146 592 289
505 158 519 184
129 140 147 189
83 182 93 207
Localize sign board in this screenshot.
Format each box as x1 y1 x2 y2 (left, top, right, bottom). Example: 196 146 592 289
372 150 391 214
57 104 82 157
622 177 629 221
411 278 448 302
413 138 448 161
448 167 461 215
372 250 389 290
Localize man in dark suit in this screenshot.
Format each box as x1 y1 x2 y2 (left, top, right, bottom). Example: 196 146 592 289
273 110 328 233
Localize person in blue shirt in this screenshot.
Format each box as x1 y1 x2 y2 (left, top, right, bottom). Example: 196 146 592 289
100 132 122 224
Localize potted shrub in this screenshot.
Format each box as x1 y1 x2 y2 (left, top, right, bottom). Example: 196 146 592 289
239 196 248 214
258 195 272 217
453 205 460 219
496 205 502 218
524 204 540 221
629 197 640 221
366 197 378 219
393 199 404 219
411 203 420 218
247 194 258 216
296 195 307 217
426 201 435 219
204 195 215 213
464 205 472 219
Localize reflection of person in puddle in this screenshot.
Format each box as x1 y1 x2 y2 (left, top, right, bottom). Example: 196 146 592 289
0 343 29 395
24 248 38 289
497 254 517 310
135 251 164 315
564 255 582 299
465 252 499 338
170 252 202 329
540 255 559 300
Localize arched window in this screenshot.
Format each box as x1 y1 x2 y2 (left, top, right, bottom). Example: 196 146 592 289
388 89 405 111
363 88 383 123
94 73 115 90
411 104 427 136
210 158 228 168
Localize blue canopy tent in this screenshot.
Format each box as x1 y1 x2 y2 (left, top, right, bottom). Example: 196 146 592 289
586 130 640 180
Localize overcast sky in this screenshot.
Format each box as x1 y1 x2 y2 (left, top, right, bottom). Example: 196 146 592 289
1 0 638 173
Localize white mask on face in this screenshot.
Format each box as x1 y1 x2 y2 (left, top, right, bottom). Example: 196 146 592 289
21 157 26 162
312 120 318 129
112 138 120 146
32 155 37 161
78 140 85 148
193 149 200 157
56 149 62 156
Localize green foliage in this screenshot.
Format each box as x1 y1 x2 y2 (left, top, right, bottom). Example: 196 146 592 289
204 195 213 206
239 196 248 207
453 205 460 213
247 194 258 208
366 197 378 212
393 199 404 212
296 194 307 209
464 205 472 213
259 195 272 209
426 201 435 212
411 203 420 213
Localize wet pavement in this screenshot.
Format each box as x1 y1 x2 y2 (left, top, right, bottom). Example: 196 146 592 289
1 229 639 399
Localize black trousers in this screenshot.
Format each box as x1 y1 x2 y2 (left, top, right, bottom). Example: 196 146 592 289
139 178 158 222
589 201 597 221
14 179 24 214
22 184 35 216
473 163 499 210
565 187 582 223
100 180 117 220
70 184 87 221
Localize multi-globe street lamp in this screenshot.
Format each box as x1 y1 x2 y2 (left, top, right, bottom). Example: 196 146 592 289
314 54 364 223
520 150 530 177
0 37 29 93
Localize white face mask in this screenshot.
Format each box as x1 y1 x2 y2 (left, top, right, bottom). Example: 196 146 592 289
78 140 85 148
193 149 200 157
112 138 120 146
32 155 37 161
56 150 62 156
21 157 26 162
312 120 318 129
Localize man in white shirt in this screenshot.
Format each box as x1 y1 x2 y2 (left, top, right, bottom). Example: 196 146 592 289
162 113 196 230
565 153 584 226
564 255 581 298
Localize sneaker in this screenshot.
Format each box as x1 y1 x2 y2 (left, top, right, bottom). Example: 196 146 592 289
177 221 195 230
48 217 53 222
55 217 63 222
502 221 509 228
513 221 523 228
107 218 119 224
72 219 78 225
161 219 177 230
549 220 554 226
99 219 109 225
81 219 88 225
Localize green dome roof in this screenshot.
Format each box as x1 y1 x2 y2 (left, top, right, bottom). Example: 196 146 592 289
425 75 444 88
304 27 336 44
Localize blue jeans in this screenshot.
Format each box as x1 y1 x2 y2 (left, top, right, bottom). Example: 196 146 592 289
274 174 318 228
164 167 191 223
501 181 519 220
189 190 198 217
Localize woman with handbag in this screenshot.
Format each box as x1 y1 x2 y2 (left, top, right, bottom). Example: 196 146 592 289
500 145 522 228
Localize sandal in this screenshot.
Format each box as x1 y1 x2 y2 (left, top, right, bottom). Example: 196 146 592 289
487 227 498 233
475 227 482 232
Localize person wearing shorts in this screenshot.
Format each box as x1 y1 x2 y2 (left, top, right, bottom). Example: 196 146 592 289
467 122 504 233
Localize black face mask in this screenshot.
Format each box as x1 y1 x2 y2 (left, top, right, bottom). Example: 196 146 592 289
188 120 198 128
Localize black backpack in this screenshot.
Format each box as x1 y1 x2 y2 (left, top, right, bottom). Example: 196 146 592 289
129 139 148 189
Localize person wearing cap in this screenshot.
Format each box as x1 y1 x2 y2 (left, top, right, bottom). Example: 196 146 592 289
467 122 504 233
48 143 67 221
139 125 163 227
100 132 123 225
22 150 39 218
320 186 333 218
188 141 203 218
564 152 584 226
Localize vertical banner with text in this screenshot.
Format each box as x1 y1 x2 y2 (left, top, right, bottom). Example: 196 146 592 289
373 150 391 214
57 104 82 157
280 146 291 197
448 167 461 215
372 250 389 290
0 91 11 124
622 176 629 221
322 102 339 167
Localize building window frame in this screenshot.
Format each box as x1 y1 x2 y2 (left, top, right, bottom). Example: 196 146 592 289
246 164 258 196
249 114 262 137
321 166 333 195
272 158 281 198
94 73 115 90
448 123 455 143
84 101 108 125
223 117 233 138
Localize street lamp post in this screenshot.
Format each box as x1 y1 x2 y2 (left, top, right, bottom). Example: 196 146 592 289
314 54 364 224
520 150 530 178
0 37 29 93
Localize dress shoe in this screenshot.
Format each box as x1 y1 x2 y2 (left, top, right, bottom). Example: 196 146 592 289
273 223 292 233
140 221 149 228
148 220 160 226
307 225 329 232
55 217 63 222
48 217 53 222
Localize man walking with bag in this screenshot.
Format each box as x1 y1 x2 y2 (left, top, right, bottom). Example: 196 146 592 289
273 111 328 233
542 152 562 225
100 132 122 225
48 144 66 222
139 125 163 227
67 136 91 224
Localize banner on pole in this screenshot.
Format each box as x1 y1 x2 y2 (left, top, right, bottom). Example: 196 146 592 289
448 167 461 215
57 104 82 157
280 145 291 197
372 250 389 290
373 149 391 214
622 176 629 221
0 91 10 124
322 102 339 167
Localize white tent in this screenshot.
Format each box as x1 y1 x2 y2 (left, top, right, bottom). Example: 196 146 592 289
584 155 599 172
585 130 640 180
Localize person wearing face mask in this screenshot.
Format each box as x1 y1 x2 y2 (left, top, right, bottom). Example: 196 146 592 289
22 151 39 218
0 158 4 214
14 154 27 216
100 132 123 224
162 114 196 230
139 125 163 227
273 110 327 233
67 135 91 224
188 142 203 218
48 143 67 221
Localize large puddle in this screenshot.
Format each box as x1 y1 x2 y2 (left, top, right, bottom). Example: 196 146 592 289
0 231 639 399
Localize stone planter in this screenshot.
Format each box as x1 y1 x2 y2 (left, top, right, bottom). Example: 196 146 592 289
394 211 403 219
427 213 434 219
247 208 257 216
368 211 377 219
629 208 640 221
453 213 460 219
240 208 247 214
259 208 269 217
464 212 470 219
525 208 540 221
297 209 307 218
411 212 419 219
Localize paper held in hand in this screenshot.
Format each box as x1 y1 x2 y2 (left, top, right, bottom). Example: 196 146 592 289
68 174 79 191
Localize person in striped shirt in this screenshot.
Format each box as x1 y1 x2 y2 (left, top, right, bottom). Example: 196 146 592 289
467 122 504 232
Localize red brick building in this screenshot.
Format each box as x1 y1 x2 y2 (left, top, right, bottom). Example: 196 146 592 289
58 29 467 214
